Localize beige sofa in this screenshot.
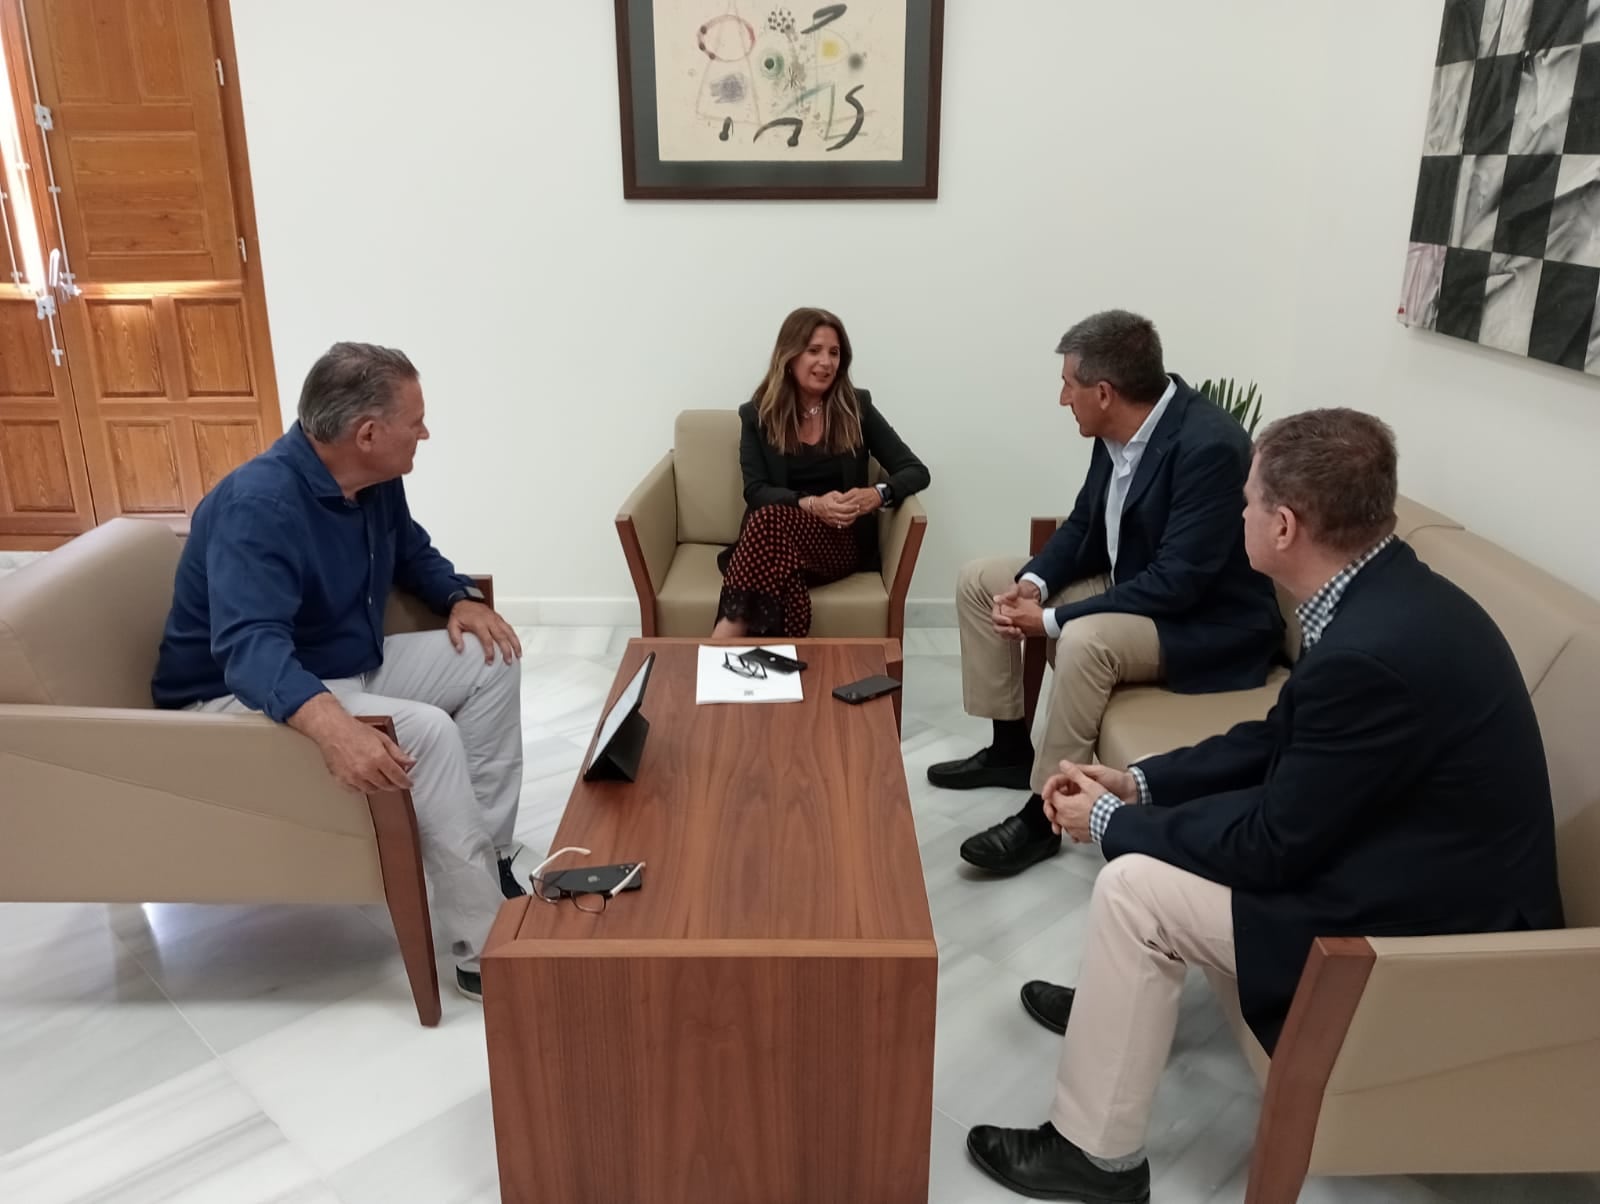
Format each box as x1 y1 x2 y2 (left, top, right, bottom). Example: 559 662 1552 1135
0 518 486 1027
615 409 928 638
1023 496 1600 1200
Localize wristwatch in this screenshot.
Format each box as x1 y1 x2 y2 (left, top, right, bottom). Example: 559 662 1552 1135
875 482 894 507
446 584 486 607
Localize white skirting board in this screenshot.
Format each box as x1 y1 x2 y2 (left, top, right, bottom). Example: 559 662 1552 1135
497 597 959 628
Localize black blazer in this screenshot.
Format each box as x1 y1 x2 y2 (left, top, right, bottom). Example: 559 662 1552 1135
735 390 930 567
1104 541 1565 1051
1021 377 1283 693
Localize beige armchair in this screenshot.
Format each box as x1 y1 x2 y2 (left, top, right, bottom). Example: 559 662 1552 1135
0 518 492 1028
1017 496 1600 1198
615 409 927 638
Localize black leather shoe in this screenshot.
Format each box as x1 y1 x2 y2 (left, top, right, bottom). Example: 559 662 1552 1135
1021 981 1075 1035
498 856 527 900
927 746 1032 791
966 1122 1150 1203
960 816 1061 874
455 966 483 1003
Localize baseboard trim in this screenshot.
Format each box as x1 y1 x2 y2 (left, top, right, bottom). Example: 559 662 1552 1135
496 597 958 628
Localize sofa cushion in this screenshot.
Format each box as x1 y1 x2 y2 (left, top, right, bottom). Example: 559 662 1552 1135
0 518 181 708
1096 668 1290 770
673 410 744 547
656 544 889 638
1527 626 1600 926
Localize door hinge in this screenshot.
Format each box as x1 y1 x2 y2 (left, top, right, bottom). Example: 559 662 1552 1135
33 103 52 131
238 236 247 263
215 58 225 87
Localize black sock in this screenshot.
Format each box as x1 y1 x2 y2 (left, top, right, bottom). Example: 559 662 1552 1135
1016 792 1054 836
991 718 1033 763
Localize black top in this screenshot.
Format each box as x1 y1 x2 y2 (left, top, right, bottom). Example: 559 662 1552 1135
1020 377 1284 694
735 389 930 567
1107 540 1564 1053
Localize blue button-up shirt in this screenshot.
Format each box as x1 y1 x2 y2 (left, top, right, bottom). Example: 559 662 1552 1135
152 424 473 722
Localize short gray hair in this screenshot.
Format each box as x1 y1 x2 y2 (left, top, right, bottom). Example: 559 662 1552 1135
297 342 418 443
1055 310 1167 404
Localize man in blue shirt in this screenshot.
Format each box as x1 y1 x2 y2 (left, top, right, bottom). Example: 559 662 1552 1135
153 342 525 1003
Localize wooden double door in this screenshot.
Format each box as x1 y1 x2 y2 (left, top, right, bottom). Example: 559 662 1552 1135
0 0 278 549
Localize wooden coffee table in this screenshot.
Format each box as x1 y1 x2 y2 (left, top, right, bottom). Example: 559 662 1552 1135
483 638 937 1204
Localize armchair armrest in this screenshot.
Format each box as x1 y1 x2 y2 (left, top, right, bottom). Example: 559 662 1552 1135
616 452 679 636
1244 929 1600 1200
1030 515 1066 557
384 574 495 635
878 494 927 642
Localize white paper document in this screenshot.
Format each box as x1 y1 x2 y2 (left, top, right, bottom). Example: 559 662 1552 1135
695 644 806 705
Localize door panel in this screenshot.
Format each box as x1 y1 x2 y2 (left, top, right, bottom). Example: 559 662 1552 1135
12 0 281 528
24 0 240 285
0 296 96 537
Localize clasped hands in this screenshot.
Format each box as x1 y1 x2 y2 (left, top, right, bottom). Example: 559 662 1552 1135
990 579 1048 641
1040 761 1140 843
801 487 882 528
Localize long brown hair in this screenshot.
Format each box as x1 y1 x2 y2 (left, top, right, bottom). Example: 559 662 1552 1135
752 307 864 455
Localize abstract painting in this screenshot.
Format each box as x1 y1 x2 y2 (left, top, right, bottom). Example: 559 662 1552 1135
614 0 944 199
1399 0 1600 373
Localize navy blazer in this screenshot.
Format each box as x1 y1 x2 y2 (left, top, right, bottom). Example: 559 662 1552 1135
1021 378 1282 693
1104 541 1565 1051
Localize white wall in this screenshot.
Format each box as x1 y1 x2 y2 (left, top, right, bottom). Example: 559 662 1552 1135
230 1 1600 618
1283 2 1600 599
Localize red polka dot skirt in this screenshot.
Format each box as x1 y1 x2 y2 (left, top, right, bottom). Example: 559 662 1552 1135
716 504 863 636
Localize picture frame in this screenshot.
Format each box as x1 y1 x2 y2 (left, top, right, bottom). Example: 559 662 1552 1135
613 0 945 200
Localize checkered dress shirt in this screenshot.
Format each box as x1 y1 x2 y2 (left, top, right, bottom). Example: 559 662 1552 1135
1085 535 1398 844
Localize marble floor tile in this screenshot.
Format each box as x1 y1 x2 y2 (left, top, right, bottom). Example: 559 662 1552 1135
113 903 406 1054
0 923 215 1155
328 1089 499 1204
221 964 491 1177
0 1063 334 1204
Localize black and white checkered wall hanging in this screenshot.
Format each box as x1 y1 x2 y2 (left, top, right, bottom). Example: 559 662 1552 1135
1400 0 1600 373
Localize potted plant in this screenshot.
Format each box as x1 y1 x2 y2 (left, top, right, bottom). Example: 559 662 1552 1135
1197 378 1263 437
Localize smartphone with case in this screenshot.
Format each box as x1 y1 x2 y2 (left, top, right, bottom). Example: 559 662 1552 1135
832 674 903 704
544 862 644 897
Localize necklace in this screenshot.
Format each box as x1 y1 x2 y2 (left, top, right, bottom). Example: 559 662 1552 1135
803 403 823 418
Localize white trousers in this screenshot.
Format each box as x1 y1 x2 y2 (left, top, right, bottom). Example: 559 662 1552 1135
192 631 523 962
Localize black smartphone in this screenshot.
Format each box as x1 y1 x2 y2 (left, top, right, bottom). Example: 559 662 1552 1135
544 862 644 897
743 647 807 673
832 674 903 704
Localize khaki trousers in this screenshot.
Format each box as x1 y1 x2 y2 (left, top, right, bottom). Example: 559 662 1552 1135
955 557 1163 792
1050 853 1238 1158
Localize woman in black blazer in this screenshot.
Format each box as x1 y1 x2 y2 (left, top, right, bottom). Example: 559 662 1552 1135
711 307 930 639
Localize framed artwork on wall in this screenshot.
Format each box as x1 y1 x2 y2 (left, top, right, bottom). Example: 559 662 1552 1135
613 0 945 200
1399 0 1600 373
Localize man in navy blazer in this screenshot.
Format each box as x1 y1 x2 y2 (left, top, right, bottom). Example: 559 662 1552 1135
930 310 1283 875
964 409 1564 1203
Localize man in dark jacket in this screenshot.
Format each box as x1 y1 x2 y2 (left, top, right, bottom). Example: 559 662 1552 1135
930 310 1283 875
964 408 1564 1202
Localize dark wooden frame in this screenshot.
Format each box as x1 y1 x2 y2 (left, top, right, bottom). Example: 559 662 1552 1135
614 510 926 642
613 0 945 200
359 575 494 1027
1244 937 1376 1203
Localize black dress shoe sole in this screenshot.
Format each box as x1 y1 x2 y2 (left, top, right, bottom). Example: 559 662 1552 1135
965 1133 1150 1203
1021 991 1069 1036
927 763 1033 791
959 836 1062 875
